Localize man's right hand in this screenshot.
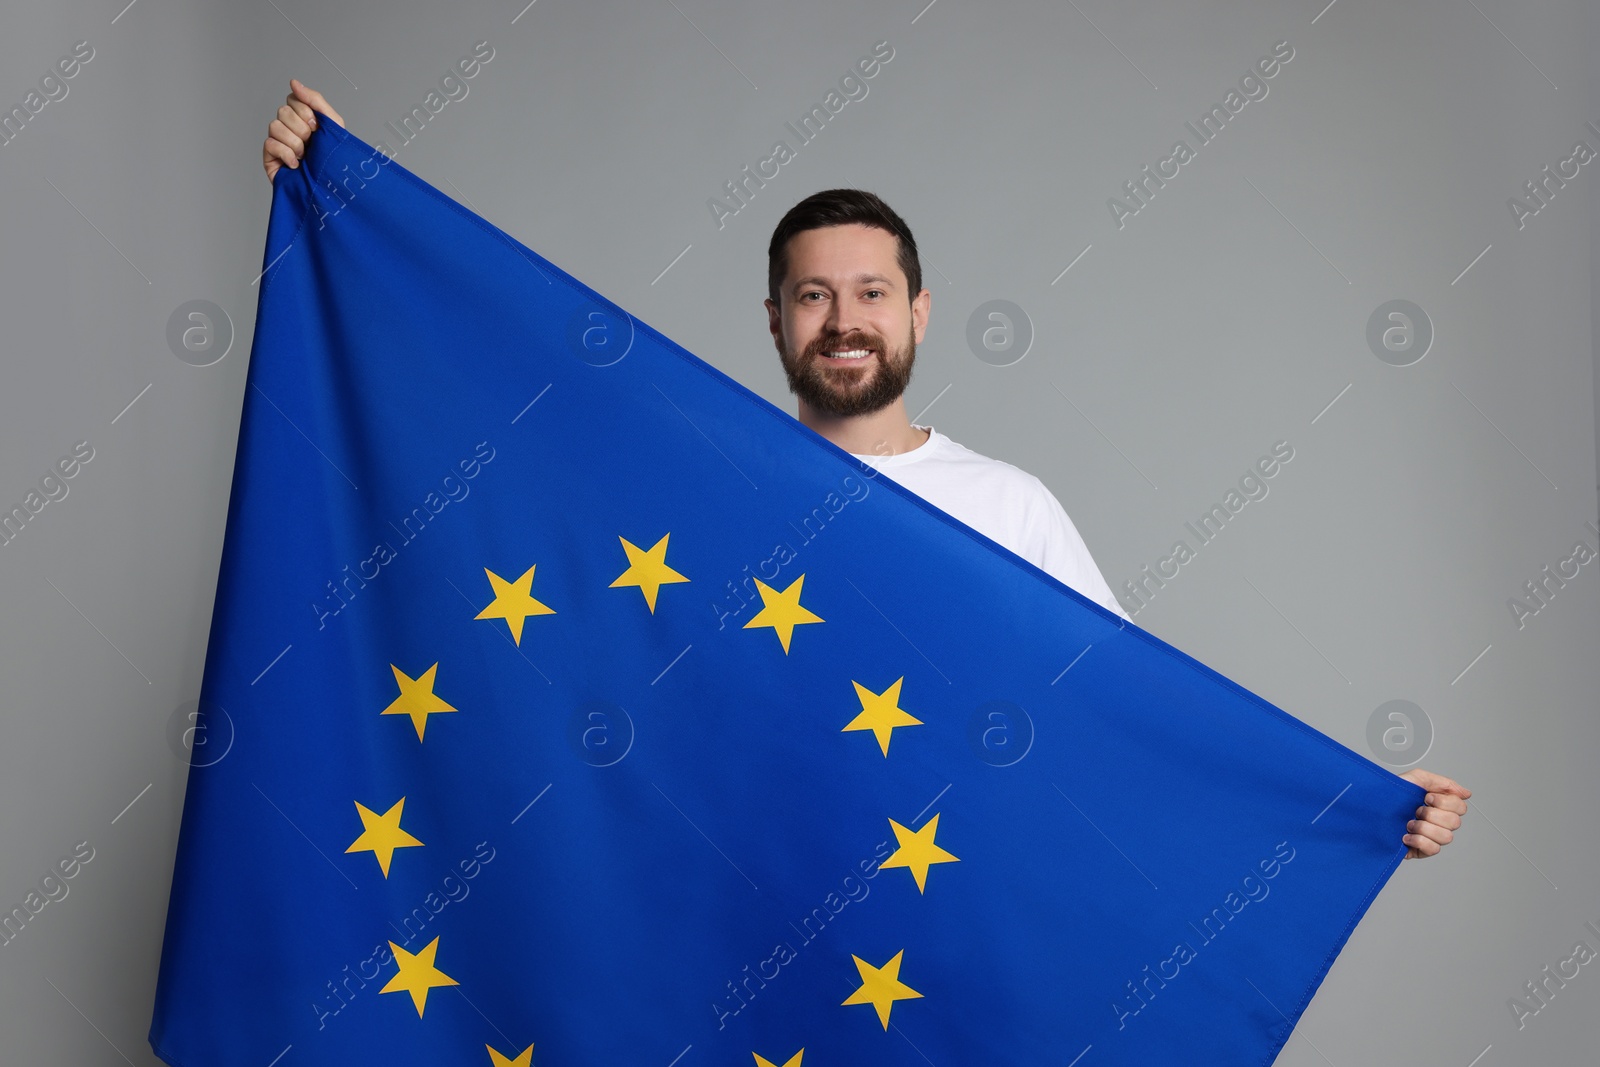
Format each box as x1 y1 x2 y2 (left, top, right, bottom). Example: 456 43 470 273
263 79 345 184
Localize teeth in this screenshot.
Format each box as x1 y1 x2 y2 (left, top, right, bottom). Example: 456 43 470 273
825 349 871 360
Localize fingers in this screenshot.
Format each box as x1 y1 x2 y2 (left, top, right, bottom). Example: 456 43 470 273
268 117 305 159
285 96 318 131
290 78 345 128
1404 818 1452 854
1413 803 1462 831
263 136 298 180
1403 836 1439 859
1400 767 1472 799
1422 791 1468 816
1397 770 1470 860
277 102 313 143
264 79 343 184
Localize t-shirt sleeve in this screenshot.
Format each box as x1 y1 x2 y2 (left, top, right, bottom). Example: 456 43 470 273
1022 478 1130 621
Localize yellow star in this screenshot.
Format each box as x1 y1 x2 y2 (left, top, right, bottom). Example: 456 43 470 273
379 936 458 1017
344 797 423 878
879 813 960 893
842 949 923 1029
609 533 689 612
742 574 823 653
841 677 922 756
474 565 556 644
487 1044 534 1067
753 1051 803 1067
380 663 457 741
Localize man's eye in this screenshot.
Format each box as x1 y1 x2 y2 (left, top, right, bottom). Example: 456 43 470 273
865 289 884 299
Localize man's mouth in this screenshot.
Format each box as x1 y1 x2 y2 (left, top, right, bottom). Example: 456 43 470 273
821 347 874 361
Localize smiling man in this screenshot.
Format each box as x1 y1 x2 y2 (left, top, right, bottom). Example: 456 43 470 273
262 79 1469 861
762 193 1135 629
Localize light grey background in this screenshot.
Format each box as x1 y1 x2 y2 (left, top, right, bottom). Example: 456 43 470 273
1 0 1596 1064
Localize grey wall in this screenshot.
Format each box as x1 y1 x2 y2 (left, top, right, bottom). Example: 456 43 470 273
0 0 1595 1063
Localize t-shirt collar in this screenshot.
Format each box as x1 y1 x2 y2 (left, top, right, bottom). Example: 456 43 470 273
848 424 941 467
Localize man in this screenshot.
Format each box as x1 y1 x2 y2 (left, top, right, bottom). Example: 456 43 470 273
261 80 1469 860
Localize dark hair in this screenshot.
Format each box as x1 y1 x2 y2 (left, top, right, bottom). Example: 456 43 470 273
767 189 922 308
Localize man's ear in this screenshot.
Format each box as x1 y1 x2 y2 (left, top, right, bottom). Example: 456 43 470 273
765 297 781 340
911 288 931 344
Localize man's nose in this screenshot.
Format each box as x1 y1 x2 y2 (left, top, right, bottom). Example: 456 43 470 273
825 298 859 339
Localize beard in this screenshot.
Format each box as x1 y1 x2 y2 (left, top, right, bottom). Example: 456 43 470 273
778 324 917 418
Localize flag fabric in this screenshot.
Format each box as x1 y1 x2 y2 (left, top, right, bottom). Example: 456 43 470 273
150 120 1421 1067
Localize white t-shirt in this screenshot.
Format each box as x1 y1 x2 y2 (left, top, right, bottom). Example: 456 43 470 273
849 425 1129 621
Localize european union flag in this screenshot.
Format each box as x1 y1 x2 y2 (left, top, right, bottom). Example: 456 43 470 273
151 121 1421 1067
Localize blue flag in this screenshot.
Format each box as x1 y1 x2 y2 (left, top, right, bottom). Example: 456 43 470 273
151 121 1420 1067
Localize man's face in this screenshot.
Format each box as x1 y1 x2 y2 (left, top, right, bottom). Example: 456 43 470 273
766 223 931 418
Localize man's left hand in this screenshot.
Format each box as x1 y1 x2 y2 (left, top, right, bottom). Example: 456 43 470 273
1398 768 1470 860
